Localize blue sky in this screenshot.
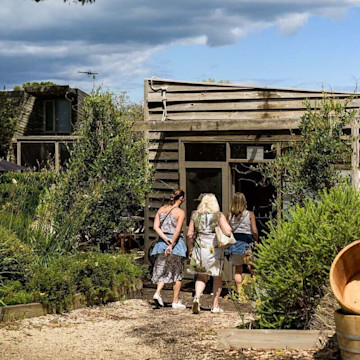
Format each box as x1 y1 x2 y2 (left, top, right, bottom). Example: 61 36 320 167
1 0 360 102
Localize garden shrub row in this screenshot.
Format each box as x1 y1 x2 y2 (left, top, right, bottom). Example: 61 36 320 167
28 252 145 312
252 185 360 329
0 246 145 311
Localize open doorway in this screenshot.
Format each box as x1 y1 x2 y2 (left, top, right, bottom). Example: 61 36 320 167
232 163 276 238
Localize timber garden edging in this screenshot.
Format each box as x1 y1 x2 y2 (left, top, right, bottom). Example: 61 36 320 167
0 280 143 322
217 328 335 350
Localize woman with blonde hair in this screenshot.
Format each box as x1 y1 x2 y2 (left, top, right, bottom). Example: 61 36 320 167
187 193 232 314
226 192 258 293
151 189 187 309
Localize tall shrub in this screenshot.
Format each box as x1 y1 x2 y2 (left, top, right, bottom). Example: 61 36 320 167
0 93 21 158
259 95 356 207
51 89 152 246
253 185 360 329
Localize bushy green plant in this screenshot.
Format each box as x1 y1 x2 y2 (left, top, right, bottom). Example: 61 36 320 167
0 280 34 306
28 252 144 312
0 226 35 284
28 255 78 312
0 170 58 216
0 170 68 263
0 93 21 158
252 185 360 329
76 252 144 305
50 89 153 246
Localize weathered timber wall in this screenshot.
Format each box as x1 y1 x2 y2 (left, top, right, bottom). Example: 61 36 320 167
143 78 360 256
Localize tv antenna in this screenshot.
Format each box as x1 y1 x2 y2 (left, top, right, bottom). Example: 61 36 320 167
78 70 98 88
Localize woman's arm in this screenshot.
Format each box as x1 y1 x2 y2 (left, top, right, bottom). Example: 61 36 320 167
226 211 232 224
219 213 232 236
186 218 195 257
153 209 171 245
249 211 259 241
170 209 185 246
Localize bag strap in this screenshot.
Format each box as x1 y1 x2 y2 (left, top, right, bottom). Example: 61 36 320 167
230 211 247 232
159 206 178 227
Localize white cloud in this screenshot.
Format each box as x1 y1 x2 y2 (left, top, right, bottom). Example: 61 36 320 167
0 0 359 91
277 13 310 35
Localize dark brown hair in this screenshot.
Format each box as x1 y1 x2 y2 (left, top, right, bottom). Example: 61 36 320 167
169 189 185 205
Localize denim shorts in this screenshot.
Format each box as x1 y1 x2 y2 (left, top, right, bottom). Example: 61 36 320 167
225 233 253 256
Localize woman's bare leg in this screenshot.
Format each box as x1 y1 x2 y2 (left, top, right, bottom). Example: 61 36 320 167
155 282 165 295
234 265 243 293
173 280 182 303
195 274 208 299
212 276 222 308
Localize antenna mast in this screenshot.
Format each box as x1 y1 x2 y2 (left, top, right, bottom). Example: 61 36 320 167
78 70 98 88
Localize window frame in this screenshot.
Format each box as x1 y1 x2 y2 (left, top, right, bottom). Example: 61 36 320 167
43 99 72 134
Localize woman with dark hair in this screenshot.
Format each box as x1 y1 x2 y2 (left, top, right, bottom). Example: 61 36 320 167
226 192 258 293
151 189 187 309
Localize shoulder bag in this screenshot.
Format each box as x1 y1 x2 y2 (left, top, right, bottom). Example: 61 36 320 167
215 226 236 248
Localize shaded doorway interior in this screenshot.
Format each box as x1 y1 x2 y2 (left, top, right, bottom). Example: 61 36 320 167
186 168 222 219
232 163 276 237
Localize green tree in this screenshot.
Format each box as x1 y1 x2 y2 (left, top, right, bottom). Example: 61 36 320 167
258 94 357 208
0 93 21 158
50 89 153 247
13 81 57 91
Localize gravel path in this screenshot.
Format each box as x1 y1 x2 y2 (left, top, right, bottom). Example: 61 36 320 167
0 289 340 360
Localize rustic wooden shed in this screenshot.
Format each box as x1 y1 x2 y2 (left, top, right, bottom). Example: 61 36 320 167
4 85 87 170
135 78 360 265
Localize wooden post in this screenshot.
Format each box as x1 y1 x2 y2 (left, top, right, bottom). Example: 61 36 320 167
118 233 126 253
351 120 359 189
55 141 60 172
16 141 21 165
276 142 282 219
143 79 150 263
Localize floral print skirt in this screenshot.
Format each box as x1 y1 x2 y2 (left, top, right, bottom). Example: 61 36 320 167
152 254 184 284
187 234 224 277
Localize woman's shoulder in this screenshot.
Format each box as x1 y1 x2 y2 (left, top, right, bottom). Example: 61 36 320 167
173 207 185 216
157 205 169 215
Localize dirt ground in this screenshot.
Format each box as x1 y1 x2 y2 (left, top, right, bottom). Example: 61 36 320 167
0 287 340 360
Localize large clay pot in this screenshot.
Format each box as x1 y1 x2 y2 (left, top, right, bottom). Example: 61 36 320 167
330 240 360 315
335 310 360 359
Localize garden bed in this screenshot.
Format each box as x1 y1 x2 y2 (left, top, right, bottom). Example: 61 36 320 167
0 281 142 322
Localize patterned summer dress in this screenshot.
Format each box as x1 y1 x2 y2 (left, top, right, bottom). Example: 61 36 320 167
151 209 187 284
187 212 224 277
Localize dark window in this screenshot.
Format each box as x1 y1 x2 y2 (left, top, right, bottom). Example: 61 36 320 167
230 143 275 160
21 143 55 169
186 168 222 219
185 143 226 161
56 100 71 133
45 101 54 132
230 144 246 159
44 100 71 134
264 144 276 159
